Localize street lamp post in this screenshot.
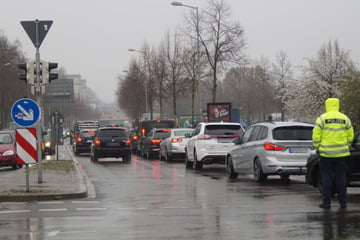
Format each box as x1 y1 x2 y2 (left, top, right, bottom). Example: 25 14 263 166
171 1 199 127
128 48 150 120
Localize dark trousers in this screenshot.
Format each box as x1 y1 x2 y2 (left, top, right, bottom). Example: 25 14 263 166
319 157 347 206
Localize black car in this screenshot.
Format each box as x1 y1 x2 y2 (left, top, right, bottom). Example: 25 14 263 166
306 132 360 193
73 129 97 155
141 128 171 158
90 127 131 163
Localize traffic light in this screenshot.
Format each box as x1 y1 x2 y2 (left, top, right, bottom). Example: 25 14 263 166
41 61 58 83
17 61 35 84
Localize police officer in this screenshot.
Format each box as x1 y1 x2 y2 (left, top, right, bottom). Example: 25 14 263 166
312 98 354 209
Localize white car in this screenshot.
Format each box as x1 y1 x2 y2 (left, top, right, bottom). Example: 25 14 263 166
159 128 194 161
185 122 244 170
226 121 314 182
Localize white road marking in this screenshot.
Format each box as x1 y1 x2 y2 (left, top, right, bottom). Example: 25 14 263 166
38 201 64 204
48 230 60 237
71 200 99 204
76 207 106 211
0 210 31 214
39 208 67 212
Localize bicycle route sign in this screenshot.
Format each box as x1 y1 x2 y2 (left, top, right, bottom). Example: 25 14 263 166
11 98 41 127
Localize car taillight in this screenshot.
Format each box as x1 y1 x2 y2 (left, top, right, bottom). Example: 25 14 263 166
151 139 161 144
198 134 211 140
73 134 78 138
126 139 131 146
76 137 82 143
171 138 182 143
132 135 138 140
94 138 101 145
263 142 285 151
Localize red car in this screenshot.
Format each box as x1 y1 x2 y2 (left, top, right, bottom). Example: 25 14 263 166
0 131 22 170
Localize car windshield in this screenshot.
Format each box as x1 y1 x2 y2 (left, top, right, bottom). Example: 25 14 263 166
205 125 242 136
174 130 193 137
273 126 313 140
98 129 127 138
0 133 12 144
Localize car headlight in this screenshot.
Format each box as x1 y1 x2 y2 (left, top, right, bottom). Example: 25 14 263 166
3 150 15 156
45 141 51 147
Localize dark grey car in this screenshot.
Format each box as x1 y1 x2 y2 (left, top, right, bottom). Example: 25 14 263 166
90 127 131 163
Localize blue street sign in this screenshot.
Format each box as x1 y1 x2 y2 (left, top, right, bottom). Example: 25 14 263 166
11 98 41 127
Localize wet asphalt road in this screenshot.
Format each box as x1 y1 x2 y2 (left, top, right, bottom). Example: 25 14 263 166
1 143 360 239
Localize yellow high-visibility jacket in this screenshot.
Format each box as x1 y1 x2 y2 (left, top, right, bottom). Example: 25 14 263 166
312 98 354 158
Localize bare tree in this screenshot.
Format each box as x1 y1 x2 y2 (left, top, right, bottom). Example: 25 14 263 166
200 0 246 102
272 51 293 121
164 30 186 118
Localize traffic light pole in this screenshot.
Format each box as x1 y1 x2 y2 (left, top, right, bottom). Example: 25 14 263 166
35 21 43 184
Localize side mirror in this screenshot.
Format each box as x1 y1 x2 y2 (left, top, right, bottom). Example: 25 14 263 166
233 138 242 145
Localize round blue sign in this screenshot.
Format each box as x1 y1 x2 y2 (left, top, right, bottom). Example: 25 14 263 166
11 98 41 127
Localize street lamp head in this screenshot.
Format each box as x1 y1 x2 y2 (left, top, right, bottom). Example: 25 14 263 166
171 1 183 6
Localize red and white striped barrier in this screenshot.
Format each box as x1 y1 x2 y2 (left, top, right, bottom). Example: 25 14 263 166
16 128 37 164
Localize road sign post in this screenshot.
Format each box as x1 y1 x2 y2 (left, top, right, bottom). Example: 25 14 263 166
21 19 53 183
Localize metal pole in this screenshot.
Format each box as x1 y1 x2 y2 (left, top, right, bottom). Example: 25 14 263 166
35 19 43 184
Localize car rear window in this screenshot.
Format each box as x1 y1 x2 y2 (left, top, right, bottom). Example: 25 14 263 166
154 131 170 139
174 130 193 137
98 129 127 138
80 131 97 138
273 126 313 140
205 125 242 136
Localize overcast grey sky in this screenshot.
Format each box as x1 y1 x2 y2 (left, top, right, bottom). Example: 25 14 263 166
1 0 359 103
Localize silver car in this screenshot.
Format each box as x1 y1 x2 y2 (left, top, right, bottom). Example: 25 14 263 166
226 121 314 182
159 128 193 161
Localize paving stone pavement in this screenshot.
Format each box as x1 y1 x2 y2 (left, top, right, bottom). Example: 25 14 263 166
0 142 88 201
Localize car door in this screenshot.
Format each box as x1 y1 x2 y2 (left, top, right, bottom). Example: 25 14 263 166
186 124 201 161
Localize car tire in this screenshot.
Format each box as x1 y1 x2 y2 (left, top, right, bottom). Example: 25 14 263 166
185 150 192 169
193 150 203 170
226 155 238 179
93 152 98 162
165 150 172 162
12 163 18 170
254 158 267 182
159 151 164 161
124 154 131 163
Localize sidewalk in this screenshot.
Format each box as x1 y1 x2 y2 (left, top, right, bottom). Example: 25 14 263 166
0 143 88 202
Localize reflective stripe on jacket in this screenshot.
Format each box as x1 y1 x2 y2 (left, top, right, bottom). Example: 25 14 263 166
312 98 354 158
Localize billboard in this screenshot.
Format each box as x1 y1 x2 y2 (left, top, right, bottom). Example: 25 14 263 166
177 115 200 128
207 102 232 122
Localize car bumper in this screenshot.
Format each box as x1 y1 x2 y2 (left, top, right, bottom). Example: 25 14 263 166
95 148 131 158
0 157 16 166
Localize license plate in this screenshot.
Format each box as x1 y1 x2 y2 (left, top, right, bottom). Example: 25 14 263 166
107 142 120 147
289 147 309 153
217 138 234 143
87 140 92 143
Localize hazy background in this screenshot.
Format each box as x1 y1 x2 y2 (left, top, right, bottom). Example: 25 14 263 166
1 0 359 103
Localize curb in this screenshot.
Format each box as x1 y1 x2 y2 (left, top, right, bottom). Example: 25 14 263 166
0 144 88 202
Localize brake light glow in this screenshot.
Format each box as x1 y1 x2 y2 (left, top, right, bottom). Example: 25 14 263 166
132 135 138 140
198 134 211 140
87 130 96 133
94 138 101 145
171 138 182 143
162 129 170 132
126 139 131 146
151 139 161 144
141 128 145 136
76 137 82 143
263 142 285 151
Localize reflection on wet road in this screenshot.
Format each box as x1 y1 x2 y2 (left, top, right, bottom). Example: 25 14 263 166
1 152 360 239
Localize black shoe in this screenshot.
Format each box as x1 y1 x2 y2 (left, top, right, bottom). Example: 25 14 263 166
319 204 331 209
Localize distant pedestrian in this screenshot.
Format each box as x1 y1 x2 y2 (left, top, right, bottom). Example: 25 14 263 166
312 98 354 209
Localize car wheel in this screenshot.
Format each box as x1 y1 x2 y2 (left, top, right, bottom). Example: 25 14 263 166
254 158 267 182
12 163 18 170
93 151 99 162
185 150 192 169
123 154 131 163
193 150 203 170
226 155 238 179
165 150 172 162
280 174 290 181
